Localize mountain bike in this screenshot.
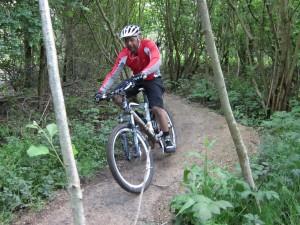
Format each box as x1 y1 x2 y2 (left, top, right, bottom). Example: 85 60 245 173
97 76 176 193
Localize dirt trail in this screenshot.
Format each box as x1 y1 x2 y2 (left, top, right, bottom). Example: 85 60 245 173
13 94 259 225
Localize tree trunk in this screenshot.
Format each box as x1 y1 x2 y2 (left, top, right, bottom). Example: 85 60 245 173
24 33 33 88
96 0 122 52
63 9 74 83
38 1 86 224
197 0 256 190
267 0 297 111
38 40 48 108
164 0 175 81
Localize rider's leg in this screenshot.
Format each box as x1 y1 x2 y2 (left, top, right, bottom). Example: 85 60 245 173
151 106 169 132
143 78 175 152
152 106 175 153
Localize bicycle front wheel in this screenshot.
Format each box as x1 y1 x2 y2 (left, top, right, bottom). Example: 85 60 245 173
106 123 154 193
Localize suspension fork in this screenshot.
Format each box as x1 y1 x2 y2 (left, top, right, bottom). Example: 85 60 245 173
130 113 141 158
120 133 130 160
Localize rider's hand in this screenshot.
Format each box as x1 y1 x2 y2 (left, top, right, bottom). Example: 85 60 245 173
132 72 147 83
95 92 105 102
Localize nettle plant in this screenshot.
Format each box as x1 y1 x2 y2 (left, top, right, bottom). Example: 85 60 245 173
26 121 77 168
170 138 233 224
170 138 280 225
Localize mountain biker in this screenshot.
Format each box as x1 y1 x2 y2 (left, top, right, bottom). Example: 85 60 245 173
95 24 175 153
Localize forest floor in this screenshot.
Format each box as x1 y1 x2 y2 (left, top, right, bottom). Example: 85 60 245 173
13 94 259 225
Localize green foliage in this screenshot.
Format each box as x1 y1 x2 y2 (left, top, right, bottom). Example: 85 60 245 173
26 121 65 167
251 105 300 224
166 77 219 108
187 79 219 104
227 77 266 125
169 75 266 125
0 134 66 224
71 119 116 177
172 104 300 224
0 1 42 86
171 193 233 224
0 95 116 223
27 145 50 157
171 138 281 225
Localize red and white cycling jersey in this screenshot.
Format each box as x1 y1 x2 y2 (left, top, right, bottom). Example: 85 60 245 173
98 39 161 93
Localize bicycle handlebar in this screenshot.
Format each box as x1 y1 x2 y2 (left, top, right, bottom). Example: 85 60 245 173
96 74 145 102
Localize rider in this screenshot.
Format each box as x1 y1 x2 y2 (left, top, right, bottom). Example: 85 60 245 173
95 25 175 153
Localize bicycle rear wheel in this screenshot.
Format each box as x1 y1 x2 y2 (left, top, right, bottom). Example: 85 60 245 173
106 123 154 193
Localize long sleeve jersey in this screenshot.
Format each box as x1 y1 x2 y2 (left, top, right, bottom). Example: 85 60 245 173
98 39 161 93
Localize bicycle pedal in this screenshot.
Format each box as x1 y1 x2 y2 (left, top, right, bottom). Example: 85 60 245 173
155 131 163 139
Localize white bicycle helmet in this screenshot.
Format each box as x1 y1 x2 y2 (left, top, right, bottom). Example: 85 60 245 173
120 25 141 38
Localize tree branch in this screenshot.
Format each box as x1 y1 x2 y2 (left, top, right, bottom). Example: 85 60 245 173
226 0 254 40
95 0 123 52
81 10 114 65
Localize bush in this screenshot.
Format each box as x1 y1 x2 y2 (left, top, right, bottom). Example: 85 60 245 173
253 105 300 224
170 155 279 225
0 134 65 223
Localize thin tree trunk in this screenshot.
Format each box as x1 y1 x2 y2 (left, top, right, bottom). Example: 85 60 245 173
267 0 294 111
197 0 256 189
63 12 74 83
38 40 47 109
38 1 86 224
226 0 254 41
96 0 122 52
81 11 114 65
24 33 33 88
164 0 175 81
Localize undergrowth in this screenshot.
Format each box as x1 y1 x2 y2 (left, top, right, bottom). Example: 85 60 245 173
0 94 117 224
165 75 267 126
170 105 300 224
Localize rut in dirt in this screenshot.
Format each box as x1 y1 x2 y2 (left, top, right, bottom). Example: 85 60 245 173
13 94 258 225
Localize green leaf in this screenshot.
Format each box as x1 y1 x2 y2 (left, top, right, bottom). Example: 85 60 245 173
72 144 78 156
183 168 191 184
26 124 38 129
215 200 233 209
203 137 216 149
264 190 280 201
46 123 58 138
207 140 216 149
192 202 212 222
26 121 39 129
176 198 195 216
27 145 49 157
207 203 221 215
81 6 90 12
65 10 74 17
240 190 253 199
296 205 300 214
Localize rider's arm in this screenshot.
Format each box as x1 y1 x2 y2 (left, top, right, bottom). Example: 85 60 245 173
141 40 161 77
98 49 128 93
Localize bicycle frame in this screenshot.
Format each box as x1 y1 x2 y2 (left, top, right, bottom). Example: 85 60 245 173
119 89 162 147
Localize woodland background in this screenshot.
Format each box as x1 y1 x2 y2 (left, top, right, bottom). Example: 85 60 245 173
0 0 299 224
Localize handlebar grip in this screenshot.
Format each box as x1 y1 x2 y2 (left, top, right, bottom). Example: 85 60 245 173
132 74 144 82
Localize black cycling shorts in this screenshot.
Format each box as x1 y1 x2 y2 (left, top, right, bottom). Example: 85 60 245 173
116 77 165 109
